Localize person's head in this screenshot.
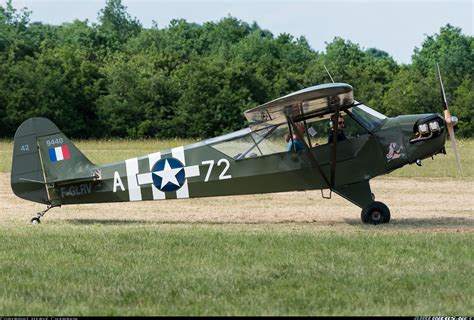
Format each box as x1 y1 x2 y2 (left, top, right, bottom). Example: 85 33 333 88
331 114 345 130
337 115 345 129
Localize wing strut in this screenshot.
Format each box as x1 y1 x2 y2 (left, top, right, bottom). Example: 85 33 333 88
286 100 342 199
330 103 341 190
286 114 331 193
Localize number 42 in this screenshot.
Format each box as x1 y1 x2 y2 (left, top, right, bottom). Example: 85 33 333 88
202 159 232 182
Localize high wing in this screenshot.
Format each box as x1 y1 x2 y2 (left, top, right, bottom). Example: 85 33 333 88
244 83 354 130
244 83 355 194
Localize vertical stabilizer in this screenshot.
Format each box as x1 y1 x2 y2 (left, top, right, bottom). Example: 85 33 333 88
11 117 95 204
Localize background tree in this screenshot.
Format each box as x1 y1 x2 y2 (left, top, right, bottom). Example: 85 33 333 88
384 25 473 136
96 0 142 51
1 0 472 138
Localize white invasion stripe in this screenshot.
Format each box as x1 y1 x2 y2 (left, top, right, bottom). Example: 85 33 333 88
184 165 200 177
137 173 153 185
172 146 185 163
172 146 189 199
149 152 165 200
55 146 64 161
178 180 189 198
125 158 142 201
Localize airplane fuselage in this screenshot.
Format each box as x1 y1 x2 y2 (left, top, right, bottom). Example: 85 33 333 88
43 113 446 209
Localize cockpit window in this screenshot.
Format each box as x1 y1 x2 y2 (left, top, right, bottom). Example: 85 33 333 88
207 124 288 159
304 110 367 145
348 104 387 132
207 104 387 160
250 125 288 156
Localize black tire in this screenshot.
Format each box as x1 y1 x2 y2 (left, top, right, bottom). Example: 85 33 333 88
31 217 41 224
361 201 390 225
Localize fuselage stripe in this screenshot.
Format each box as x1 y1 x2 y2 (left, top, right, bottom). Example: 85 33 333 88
125 158 142 201
149 152 166 200
172 146 189 198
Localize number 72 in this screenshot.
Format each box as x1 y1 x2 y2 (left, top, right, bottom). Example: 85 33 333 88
201 159 232 182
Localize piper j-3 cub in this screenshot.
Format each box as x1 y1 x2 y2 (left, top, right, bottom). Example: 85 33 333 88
11 65 462 224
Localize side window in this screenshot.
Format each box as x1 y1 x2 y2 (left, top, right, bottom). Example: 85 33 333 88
210 124 294 159
252 124 290 155
212 134 256 159
304 116 330 146
209 112 369 160
305 111 367 146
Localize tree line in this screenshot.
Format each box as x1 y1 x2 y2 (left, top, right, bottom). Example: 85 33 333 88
1 0 473 138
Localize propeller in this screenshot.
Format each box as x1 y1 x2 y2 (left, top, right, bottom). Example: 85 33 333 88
436 63 463 176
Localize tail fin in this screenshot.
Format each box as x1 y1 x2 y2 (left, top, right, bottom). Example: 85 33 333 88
11 117 95 204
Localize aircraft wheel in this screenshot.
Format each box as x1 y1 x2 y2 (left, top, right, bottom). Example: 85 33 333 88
361 201 390 225
31 217 41 224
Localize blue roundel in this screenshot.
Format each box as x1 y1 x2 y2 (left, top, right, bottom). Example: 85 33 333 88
151 157 186 192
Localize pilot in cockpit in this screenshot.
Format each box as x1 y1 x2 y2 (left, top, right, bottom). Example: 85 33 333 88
286 121 305 152
327 114 347 143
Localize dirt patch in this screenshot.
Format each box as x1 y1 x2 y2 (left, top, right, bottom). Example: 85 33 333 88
1 173 473 232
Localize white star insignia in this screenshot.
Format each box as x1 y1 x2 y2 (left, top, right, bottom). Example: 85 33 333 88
153 159 183 189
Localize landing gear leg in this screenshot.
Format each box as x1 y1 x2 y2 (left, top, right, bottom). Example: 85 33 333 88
333 180 391 225
361 201 391 225
31 204 58 224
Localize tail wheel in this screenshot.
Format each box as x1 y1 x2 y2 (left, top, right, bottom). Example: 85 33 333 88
31 217 41 224
361 201 390 225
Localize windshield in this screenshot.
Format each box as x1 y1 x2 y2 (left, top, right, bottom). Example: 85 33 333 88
349 104 387 131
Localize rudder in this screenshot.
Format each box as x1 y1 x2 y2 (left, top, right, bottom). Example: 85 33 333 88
11 117 95 204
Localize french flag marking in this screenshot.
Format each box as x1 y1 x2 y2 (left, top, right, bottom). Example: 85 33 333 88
49 145 70 162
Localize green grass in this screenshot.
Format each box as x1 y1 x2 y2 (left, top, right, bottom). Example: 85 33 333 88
1 138 473 315
0 223 472 316
1 138 473 178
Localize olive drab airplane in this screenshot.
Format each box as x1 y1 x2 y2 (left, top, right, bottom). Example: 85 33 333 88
11 64 462 225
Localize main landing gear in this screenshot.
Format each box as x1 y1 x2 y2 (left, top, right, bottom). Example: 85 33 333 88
332 180 390 225
31 204 59 224
361 201 391 225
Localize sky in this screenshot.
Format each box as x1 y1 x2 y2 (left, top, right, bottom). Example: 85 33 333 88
2 0 473 64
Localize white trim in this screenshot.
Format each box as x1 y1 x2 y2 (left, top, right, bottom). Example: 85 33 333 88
125 158 142 201
172 146 189 199
149 152 165 200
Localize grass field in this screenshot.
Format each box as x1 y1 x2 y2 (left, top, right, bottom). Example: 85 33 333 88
0 223 472 315
0 138 473 315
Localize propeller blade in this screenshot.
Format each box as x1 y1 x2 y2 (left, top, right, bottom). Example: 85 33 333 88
436 63 449 111
436 63 463 176
447 125 464 176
